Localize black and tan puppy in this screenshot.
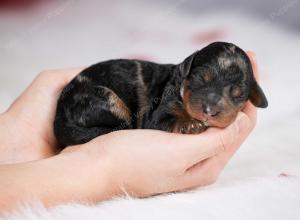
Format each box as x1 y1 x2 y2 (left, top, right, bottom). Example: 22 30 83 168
54 42 268 147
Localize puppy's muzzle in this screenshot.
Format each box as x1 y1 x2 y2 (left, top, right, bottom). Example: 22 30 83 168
201 93 221 117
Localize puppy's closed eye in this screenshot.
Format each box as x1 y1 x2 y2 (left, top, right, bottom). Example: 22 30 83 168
202 72 213 83
230 86 242 97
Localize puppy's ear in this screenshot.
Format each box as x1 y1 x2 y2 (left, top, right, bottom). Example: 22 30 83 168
179 51 198 78
249 81 268 108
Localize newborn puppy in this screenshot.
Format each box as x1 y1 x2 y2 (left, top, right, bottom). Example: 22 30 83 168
54 42 268 147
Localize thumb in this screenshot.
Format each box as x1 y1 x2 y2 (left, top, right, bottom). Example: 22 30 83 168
178 113 251 189
178 112 250 169
212 112 251 153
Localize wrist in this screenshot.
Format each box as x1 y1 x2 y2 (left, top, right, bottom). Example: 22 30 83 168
45 147 115 204
75 141 118 201
0 146 115 211
49 143 116 203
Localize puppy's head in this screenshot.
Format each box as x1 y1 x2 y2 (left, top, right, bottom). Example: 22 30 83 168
179 42 268 128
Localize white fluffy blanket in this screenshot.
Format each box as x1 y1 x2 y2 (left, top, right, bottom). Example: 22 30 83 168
0 1 299 219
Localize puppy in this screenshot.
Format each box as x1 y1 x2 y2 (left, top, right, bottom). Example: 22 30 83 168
54 42 268 147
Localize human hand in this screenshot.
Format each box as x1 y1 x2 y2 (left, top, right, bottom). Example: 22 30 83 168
60 51 257 197
60 99 255 199
0 101 256 211
0 68 83 164
0 53 259 210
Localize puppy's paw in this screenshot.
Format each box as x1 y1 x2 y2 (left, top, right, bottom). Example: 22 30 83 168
176 120 207 134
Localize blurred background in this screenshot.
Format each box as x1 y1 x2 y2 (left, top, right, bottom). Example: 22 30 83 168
1 0 300 132
0 0 300 120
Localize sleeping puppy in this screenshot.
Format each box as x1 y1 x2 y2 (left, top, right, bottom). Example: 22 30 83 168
54 42 268 147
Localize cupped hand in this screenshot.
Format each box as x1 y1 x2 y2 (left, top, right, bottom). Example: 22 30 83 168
0 68 83 164
60 102 255 199
60 51 259 198
0 50 257 198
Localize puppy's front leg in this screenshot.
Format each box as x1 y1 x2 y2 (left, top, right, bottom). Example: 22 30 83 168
143 101 207 134
144 111 206 134
173 120 207 134
160 100 207 134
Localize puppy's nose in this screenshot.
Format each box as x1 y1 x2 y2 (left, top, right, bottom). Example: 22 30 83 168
202 104 220 117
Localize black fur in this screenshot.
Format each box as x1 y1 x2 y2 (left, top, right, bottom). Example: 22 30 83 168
54 42 268 147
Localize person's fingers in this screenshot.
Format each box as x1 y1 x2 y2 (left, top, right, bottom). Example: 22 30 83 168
169 114 242 170
34 67 85 90
49 67 85 85
179 111 254 188
60 145 82 154
11 67 84 104
7 68 82 113
242 101 257 128
180 100 257 188
168 135 220 170
246 51 260 82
